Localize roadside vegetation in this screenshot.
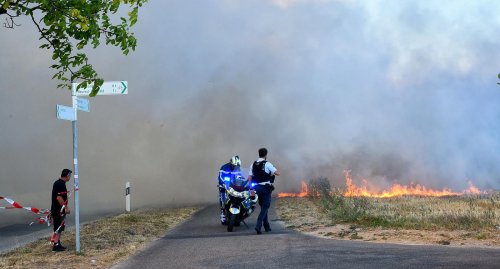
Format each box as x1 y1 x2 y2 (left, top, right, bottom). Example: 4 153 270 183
278 178 500 246
307 177 499 230
0 207 198 269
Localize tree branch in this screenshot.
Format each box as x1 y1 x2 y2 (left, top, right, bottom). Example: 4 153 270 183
28 11 79 80
3 11 20 28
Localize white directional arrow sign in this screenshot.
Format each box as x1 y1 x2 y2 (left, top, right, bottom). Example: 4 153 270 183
73 81 128 96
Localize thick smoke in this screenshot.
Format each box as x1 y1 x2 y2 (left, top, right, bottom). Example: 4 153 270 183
2 0 500 225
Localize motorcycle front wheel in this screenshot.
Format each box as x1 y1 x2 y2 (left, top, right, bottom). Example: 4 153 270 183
227 214 237 232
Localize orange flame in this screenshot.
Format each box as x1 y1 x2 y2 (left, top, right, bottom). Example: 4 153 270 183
343 170 482 198
277 170 483 198
278 182 309 198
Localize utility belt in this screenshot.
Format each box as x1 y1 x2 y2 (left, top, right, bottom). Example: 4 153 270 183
256 181 275 192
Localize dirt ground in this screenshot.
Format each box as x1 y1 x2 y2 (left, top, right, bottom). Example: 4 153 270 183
0 207 198 269
276 197 500 248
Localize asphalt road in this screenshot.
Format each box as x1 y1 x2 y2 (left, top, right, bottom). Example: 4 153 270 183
114 204 500 269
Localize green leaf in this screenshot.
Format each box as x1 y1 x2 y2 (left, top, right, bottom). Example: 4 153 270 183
2 0 10 10
71 9 79 18
15 0 148 92
129 7 138 26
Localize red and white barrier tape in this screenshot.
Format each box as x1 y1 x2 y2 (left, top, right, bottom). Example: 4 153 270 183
0 195 52 225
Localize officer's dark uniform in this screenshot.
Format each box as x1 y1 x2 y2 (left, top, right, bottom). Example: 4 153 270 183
252 160 275 233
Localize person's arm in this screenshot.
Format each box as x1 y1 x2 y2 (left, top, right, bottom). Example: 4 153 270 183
267 162 280 176
248 164 253 181
56 195 70 214
55 182 70 214
219 165 229 184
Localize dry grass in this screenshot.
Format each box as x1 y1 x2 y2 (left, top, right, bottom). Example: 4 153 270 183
276 193 500 247
361 194 500 230
304 178 500 230
0 207 198 269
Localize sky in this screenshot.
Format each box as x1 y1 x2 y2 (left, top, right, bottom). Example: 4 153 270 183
1 0 500 220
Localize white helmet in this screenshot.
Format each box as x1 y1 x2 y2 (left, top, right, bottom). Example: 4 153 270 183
230 155 241 166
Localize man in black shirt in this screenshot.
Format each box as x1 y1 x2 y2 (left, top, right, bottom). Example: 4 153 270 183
51 168 72 251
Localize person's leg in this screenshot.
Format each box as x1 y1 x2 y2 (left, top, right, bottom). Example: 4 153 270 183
57 224 66 248
263 210 271 231
51 215 66 250
255 188 270 233
219 190 227 224
52 233 60 244
263 189 272 231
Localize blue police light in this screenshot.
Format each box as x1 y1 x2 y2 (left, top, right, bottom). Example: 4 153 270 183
224 177 231 182
251 183 256 187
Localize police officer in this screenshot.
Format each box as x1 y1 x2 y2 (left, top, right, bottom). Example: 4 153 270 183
248 148 280 234
218 155 243 224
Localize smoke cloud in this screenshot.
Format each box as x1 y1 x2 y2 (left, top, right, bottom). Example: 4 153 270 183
2 0 500 225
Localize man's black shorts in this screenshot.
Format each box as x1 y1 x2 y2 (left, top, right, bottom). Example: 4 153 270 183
52 213 65 233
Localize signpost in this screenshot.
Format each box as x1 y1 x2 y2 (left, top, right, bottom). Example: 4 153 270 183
56 81 128 253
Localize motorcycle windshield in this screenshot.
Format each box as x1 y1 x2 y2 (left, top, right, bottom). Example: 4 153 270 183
230 176 249 192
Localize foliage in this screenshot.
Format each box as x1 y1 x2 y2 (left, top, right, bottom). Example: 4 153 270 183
0 0 147 96
322 187 370 222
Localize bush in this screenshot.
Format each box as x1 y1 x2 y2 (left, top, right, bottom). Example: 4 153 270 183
307 177 331 198
325 188 369 222
308 177 370 223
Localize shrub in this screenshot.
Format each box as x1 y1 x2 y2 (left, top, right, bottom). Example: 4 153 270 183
307 177 331 198
313 183 369 223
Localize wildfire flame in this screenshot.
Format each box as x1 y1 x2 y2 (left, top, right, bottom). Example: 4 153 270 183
278 182 309 198
343 170 482 198
278 170 483 198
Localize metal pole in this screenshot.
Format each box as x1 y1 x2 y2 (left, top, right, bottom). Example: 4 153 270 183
71 83 81 253
126 182 131 212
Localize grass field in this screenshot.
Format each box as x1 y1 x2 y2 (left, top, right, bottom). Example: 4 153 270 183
277 178 500 246
306 177 500 230
0 207 198 269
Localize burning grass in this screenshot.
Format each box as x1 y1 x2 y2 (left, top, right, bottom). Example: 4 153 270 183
276 178 500 247
0 207 198 269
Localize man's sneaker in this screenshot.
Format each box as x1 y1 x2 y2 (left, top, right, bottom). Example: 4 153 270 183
57 241 67 250
52 244 66 252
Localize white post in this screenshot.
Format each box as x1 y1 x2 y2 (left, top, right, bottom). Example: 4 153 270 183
126 182 131 212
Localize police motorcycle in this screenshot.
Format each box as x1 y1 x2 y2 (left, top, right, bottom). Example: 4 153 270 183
222 175 258 232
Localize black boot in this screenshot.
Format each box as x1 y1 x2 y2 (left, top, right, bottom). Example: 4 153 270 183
57 241 67 250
